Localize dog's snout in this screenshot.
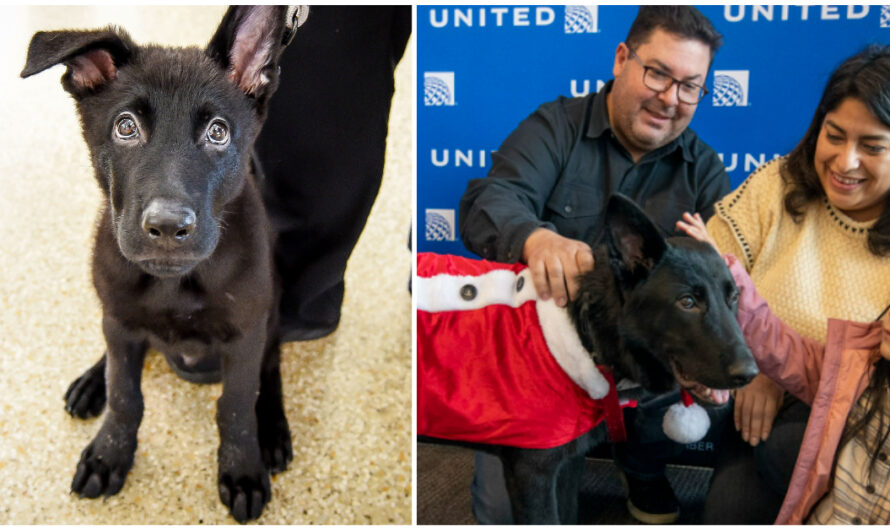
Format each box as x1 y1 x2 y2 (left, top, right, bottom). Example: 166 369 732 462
727 355 759 388
141 199 196 246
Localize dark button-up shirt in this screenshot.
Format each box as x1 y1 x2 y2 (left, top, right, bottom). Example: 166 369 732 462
459 81 730 262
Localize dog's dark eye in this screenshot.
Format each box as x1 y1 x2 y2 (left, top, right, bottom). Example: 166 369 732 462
206 121 229 145
677 295 696 310
114 116 139 140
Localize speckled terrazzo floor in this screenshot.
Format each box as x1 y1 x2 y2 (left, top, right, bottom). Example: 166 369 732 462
0 6 412 524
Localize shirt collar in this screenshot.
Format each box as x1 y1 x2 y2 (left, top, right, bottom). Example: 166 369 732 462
587 80 695 163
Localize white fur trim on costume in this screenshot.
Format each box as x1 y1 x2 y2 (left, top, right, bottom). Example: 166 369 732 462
416 269 537 312
536 299 609 400
662 401 710 444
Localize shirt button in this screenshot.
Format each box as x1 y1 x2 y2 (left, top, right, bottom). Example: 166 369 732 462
867 484 875 494
516 276 525 292
460 284 477 301
564 205 573 214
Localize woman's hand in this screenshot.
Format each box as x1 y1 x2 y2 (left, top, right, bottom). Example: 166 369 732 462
733 374 785 447
676 212 718 250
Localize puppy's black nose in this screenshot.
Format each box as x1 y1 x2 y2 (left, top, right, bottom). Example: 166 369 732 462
141 199 196 246
727 355 759 387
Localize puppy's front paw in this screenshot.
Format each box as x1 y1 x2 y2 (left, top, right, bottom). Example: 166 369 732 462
64 363 107 418
71 437 134 498
259 410 292 474
218 451 271 523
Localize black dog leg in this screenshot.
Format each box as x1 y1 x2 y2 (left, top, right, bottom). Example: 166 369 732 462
216 325 270 523
257 337 292 474
502 449 562 524
64 354 107 418
555 453 585 524
71 317 146 498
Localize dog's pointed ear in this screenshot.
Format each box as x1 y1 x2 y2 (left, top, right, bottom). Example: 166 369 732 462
206 6 288 103
21 27 133 98
605 194 668 284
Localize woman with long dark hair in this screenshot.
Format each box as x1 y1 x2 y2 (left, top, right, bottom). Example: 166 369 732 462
679 44 890 523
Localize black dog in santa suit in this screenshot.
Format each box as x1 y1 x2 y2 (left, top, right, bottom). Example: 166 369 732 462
417 194 758 524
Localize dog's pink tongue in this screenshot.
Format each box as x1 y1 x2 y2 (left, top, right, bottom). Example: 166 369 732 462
711 389 730 405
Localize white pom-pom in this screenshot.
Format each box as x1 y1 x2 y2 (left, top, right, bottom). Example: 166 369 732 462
662 401 710 443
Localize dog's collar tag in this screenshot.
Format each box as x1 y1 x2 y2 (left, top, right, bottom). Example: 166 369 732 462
282 6 310 46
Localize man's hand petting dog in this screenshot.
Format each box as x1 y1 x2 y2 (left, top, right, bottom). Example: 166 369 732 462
522 228 595 306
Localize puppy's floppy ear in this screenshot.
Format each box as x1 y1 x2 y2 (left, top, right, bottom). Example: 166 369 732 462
206 6 288 103
20 27 134 98
605 193 668 286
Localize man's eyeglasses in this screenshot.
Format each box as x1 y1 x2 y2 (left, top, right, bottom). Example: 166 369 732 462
627 46 708 105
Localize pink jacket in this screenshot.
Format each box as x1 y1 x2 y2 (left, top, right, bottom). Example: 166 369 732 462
727 254 886 524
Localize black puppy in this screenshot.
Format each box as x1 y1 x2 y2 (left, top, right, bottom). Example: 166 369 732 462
21 6 293 523
418 195 759 523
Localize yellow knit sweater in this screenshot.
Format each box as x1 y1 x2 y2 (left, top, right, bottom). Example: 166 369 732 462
707 157 890 342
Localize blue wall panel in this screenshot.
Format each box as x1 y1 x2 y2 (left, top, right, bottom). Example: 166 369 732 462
418 5 890 257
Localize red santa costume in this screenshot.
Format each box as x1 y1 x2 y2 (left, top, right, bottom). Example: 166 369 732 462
416 252 710 449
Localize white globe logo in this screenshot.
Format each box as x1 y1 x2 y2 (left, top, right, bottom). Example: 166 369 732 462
712 74 745 107
424 76 452 106
425 211 453 241
565 6 594 34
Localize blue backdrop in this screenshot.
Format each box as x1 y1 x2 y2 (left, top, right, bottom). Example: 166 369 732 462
418 5 890 257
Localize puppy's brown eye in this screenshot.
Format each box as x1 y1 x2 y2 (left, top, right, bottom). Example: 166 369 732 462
114 116 138 139
206 121 229 145
678 295 695 310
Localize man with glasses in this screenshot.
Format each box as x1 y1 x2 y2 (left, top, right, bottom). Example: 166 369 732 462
459 6 728 524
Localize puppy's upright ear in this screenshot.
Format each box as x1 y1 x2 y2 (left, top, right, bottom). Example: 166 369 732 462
206 6 288 105
605 194 668 286
20 27 134 98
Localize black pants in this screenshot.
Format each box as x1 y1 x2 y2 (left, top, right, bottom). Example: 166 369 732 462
702 394 810 524
255 6 412 339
